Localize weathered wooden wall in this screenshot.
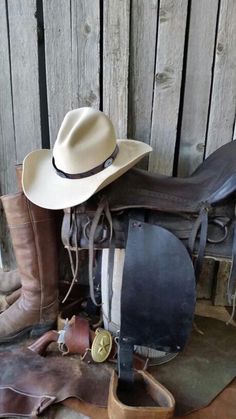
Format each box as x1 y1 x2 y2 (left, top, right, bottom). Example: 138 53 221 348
1 0 236 302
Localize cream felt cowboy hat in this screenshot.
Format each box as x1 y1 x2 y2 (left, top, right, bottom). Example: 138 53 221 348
22 107 152 210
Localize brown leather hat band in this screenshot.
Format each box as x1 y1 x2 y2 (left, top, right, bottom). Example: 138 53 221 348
52 145 119 179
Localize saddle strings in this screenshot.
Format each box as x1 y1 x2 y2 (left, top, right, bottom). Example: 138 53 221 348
88 196 113 306
188 205 209 281
62 207 80 304
62 201 236 323
62 199 113 306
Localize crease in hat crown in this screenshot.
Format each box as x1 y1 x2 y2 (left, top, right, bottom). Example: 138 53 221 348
53 107 117 175
22 106 153 210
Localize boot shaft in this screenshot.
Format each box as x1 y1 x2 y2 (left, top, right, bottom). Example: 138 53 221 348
1 192 58 308
1 192 53 226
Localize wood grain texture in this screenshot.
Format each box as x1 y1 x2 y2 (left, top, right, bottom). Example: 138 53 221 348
71 0 100 110
128 0 158 169
1 0 236 276
103 0 130 138
149 0 188 175
213 260 231 306
128 0 158 144
44 0 100 146
0 2 17 269
0 203 16 271
178 0 219 177
196 259 216 300
205 0 236 156
43 0 71 145
0 2 16 195
7 0 41 163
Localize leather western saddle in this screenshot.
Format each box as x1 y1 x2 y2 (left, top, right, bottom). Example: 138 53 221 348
62 140 236 311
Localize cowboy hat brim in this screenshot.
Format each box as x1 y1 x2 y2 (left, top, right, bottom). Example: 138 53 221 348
22 139 152 210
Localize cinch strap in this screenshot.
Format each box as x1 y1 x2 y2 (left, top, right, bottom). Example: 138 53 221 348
52 145 119 179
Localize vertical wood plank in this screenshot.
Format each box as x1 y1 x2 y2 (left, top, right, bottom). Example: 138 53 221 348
205 0 236 156
43 0 71 145
0 204 16 270
71 0 100 111
0 2 17 269
196 259 216 300
0 2 16 195
8 0 42 163
149 0 188 175
103 0 130 138
178 0 219 177
128 0 158 145
213 261 230 306
43 0 100 146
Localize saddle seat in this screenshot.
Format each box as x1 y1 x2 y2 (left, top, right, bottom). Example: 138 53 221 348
104 141 236 213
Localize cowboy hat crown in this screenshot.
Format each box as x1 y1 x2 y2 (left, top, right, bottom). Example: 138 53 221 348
54 108 117 175
22 107 152 209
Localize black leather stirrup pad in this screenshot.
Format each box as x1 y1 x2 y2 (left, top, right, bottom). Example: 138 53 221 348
118 219 196 384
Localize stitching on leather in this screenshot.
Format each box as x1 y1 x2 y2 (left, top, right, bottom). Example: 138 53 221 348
41 299 57 310
119 188 200 206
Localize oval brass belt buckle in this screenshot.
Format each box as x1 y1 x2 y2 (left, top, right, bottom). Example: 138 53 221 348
91 328 112 363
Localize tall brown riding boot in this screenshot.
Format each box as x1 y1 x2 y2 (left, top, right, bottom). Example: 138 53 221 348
0 192 58 343
0 164 24 312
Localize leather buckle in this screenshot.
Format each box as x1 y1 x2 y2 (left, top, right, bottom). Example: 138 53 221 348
91 328 113 363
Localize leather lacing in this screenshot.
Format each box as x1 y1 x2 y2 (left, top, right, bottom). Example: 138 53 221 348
64 199 236 323
188 205 210 280
88 196 113 306
62 209 80 304
63 196 113 306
